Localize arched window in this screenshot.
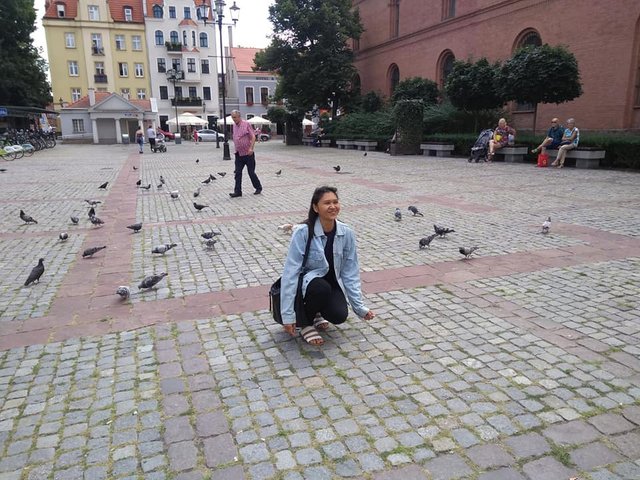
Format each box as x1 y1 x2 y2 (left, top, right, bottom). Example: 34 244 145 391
389 0 400 39
199 32 208 48
183 31 187 46
442 0 455 20
388 64 400 97
437 50 455 87
170 31 179 44
152 5 163 18
514 28 542 52
154 30 164 45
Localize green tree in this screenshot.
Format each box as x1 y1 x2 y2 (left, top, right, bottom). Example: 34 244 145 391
391 77 439 105
444 58 503 130
359 91 384 113
498 44 583 134
0 0 51 107
254 0 363 144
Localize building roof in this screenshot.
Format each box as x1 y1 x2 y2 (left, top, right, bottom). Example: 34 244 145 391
65 92 151 111
109 0 145 23
43 0 78 19
230 47 275 75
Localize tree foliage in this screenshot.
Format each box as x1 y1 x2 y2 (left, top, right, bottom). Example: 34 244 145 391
0 0 52 107
391 77 439 105
254 0 363 123
358 91 385 113
444 58 503 111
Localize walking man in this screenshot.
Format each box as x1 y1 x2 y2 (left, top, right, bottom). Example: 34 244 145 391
229 110 262 198
146 124 156 152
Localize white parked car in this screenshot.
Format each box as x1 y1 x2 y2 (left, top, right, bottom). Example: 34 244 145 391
196 129 225 142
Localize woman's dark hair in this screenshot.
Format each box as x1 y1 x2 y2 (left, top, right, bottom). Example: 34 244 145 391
304 186 338 226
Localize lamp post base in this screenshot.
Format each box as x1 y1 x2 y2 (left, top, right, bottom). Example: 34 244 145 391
223 142 231 160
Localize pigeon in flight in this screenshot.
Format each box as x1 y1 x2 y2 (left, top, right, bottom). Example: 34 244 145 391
136 179 141 186
70 216 79 225
116 285 131 300
333 165 341 172
203 239 217 249
394 208 402 222
160 175 165 185
83 246 107 258
98 181 108 189
90 215 104 227
193 187 201 198
20 210 38 224
217 172 226 177
434 224 455 237
459 246 479 259
277 224 294 234
24 258 45 286
169 190 179 199
408 206 424 217
59 232 69 241
201 230 222 239
141 184 152 190
126 223 142 233
202 176 212 184
85 199 102 207
419 234 437 249
193 202 209 211
541 216 551 234
138 272 168 290
275 170 282 177
152 243 177 254
88 207 95 218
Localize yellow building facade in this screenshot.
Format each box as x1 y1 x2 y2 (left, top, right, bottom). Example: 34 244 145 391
43 0 151 106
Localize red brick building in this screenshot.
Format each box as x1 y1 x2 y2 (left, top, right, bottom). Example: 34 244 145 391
352 0 640 131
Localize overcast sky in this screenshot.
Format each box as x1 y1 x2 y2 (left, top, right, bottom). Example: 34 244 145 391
31 0 274 70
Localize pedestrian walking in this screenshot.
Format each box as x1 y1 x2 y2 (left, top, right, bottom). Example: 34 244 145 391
229 110 263 197
135 126 144 153
146 124 156 152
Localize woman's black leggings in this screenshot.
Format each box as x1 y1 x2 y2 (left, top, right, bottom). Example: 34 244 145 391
301 277 348 328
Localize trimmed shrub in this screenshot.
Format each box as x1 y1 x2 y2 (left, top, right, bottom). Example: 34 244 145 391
326 111 394 142
423 101 505 134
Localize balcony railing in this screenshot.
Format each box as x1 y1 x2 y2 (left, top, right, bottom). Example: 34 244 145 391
92 46 105 55
94 74 108 83
165 41 183 52
171 97 202 106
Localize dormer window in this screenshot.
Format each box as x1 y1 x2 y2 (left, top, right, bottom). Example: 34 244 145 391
152 5 163 18
56 3 65 17
124 7 133 22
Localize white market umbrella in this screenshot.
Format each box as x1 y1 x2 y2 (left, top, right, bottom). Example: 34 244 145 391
216 115 234 125
247 116 271 125
302 118 314 126
167 112 208 126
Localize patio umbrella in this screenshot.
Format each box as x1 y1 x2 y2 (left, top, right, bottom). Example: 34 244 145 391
302 118 314 126
247 116 271 125
216 115 234 125
167 112 208 126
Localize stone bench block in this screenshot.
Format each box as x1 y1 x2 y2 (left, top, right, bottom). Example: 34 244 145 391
420 143 455 157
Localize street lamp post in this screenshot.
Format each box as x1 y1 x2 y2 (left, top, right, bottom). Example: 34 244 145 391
166 69 183 142
197 0 239 161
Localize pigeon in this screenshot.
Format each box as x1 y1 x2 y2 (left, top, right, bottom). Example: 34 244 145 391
152 243 177 254
394 208 402 222
133 166 138 171
160 175 165 185
408 206 424 217
141 184 151 190
89 215 104 227
70 215 79 225
203 239 217 249
126 222 142 233
201 230 222 239
59 232 69 241
193 202 209 211
88 207 95 218
193 187 201 198
333 165 341 172
217 172 226 177
459 246 479 259
275 169 282 177
419 234 437 249
542 216 551 234
83 246 107 258
98 181 108 189
0 168 7 172
209 174 216 181
157 183 163 189
116 285 131 300
138 272 168 289
20 210 38 224
169 191 179 199
136 179 141 186
202 176 212 184
277 224 294 234
363 152 367 157
85 199 102 206
24 258 45 286
434 224 455 237
196 158 200 164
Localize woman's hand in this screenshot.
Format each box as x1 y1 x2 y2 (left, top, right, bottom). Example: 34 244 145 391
363 310 375 321
283 324 297 336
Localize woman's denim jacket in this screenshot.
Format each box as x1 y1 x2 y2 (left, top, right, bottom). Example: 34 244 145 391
280 219 368 325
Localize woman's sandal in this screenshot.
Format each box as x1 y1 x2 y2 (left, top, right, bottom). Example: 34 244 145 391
300 326 324 346
314 316 330 331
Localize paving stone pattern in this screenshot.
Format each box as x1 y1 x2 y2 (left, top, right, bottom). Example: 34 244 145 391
0 142 639 479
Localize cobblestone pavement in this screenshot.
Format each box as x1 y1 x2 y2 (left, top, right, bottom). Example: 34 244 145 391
0 141 639 479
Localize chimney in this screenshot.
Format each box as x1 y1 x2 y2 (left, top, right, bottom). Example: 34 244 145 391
227 25 233 48
88 88 96 106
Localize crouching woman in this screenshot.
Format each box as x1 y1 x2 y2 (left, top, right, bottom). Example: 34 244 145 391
280 186 375 345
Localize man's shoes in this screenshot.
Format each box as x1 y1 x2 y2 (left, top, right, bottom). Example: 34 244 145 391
254 189 262 195
229 192 242 198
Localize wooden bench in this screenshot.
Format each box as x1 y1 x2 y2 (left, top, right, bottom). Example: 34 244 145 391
336 139 356 150
420 142 455 157
354 140 378 151
494 146 528 163
545 148 605 169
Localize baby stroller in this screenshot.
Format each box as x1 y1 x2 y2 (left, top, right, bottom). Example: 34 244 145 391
151 133 167 153
469 129 493 163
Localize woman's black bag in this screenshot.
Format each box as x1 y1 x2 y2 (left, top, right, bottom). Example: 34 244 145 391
269 224 313 325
